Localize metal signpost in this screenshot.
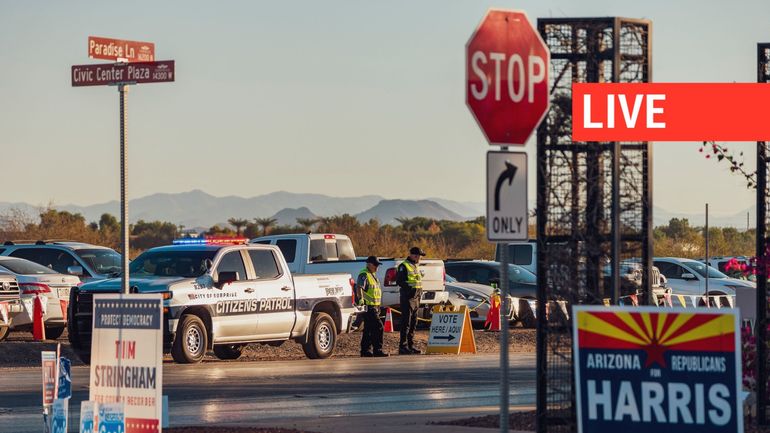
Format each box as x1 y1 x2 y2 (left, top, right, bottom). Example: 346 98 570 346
72 37 174 294
466 10 550 433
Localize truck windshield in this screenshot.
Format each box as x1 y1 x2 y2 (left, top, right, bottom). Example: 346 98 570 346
129 250 217 278
75 249 122 275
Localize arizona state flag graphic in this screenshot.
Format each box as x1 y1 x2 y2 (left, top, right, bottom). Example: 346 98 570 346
573 306 742 433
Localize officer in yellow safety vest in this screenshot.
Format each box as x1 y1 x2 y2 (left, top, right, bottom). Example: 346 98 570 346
396 246 426 355
357 256 388 357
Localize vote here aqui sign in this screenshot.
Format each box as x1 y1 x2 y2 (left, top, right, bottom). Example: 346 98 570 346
573 306 742 433
91 294 163 433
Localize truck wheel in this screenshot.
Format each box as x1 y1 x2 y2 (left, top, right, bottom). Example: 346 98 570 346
302 312 337 359
213 344 244 360
45 326 66 340
172 315 208 364
0 326 9 342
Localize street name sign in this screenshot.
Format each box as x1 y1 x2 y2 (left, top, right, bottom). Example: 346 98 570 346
426 305 477 354
466 9 550 145
487 151 528 241
90 294 163 433
72 61 175 87
88 36 155 63
573 306 742 433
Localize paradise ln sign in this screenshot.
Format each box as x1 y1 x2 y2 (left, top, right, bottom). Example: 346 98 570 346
90 294 163 433
88 36 155 63
573 306 742 433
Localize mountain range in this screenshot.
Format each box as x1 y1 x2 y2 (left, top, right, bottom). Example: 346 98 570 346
0 190 485 228
0 190 754 229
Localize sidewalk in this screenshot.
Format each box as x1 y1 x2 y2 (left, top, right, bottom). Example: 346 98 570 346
243 406 535 433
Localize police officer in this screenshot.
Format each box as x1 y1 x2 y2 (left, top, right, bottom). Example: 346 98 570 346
358 256 388 357
397 246 425 355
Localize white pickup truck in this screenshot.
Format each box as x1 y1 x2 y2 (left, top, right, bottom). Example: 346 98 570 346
68 240 357 364
251 233 449 309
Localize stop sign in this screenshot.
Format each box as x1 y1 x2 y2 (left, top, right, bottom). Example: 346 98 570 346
466 10 550 145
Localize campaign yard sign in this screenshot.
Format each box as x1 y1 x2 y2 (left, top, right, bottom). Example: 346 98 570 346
90 294 163 433
573 306 742 433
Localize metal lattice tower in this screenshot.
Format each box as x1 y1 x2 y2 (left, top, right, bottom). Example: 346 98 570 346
756 42 770 425
534 17 653 433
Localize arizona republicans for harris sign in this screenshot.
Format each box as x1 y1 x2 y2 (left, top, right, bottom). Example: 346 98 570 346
573 306 742 433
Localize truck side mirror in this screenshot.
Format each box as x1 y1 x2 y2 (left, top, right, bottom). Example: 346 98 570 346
216 271 239 288
67 266 83 277
681 273 697 281
204 259 214 272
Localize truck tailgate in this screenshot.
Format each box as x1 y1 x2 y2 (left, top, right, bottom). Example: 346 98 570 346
417 259 445 292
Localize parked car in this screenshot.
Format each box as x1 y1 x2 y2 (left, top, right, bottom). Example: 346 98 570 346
251 233 448 309
444 275 530 328
0 272 23 341
444 260 537 299
0 240 122 282
0 256 80 339
653 257 755 308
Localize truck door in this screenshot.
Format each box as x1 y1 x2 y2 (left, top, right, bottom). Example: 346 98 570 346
246 249 295 339
212 250 259 341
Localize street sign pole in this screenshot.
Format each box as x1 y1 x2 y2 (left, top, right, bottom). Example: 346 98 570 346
499 241 510 433
119 84 129 295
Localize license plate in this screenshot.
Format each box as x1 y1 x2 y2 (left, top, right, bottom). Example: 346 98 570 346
57 287 70 299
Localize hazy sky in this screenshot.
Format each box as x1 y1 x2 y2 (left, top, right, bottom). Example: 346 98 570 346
1 0 768 217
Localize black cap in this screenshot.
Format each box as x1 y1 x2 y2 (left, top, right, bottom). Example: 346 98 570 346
366 256 382 266
409 247 426 256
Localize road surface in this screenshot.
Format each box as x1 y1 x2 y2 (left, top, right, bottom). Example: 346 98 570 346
0 353 536 432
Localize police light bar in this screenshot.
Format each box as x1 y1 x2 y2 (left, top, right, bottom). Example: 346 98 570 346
172 237 248 245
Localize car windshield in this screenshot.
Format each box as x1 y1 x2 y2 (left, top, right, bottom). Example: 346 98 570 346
683 260 728 279
75 249 122 275
129 250 217 278
509 264 536 284
0 258 58 275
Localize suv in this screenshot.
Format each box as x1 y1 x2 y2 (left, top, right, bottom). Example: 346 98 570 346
0 240 122 283
653 257 755 307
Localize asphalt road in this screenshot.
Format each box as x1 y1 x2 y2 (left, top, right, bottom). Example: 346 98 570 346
0 353 536 432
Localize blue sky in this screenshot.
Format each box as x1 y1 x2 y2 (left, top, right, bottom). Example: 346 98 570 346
1 0 768 217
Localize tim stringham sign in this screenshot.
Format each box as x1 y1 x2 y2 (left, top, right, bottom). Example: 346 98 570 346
90 294 163 433
573 306 742 433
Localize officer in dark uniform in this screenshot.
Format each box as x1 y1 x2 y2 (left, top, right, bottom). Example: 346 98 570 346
396 246 425 355
357 256 388 357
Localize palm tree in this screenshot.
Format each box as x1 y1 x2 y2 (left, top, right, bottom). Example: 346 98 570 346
254 217 278 237
296 217 319 232
227 218 249 236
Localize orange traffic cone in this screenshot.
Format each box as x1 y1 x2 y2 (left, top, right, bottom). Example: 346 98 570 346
32 295 46 341
485 295 501 331
59 300 68 322
383 308 394 333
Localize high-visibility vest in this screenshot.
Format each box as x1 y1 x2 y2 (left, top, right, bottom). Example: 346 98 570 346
358 269 382 306
400 260 422 290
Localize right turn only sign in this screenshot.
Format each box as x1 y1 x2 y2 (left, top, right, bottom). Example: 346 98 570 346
486 151 528 241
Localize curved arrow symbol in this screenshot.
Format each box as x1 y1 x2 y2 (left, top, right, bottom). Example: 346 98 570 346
494 161 517 211
434 334 456 341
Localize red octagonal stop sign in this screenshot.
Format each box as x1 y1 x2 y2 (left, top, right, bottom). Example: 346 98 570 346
466 9 550 146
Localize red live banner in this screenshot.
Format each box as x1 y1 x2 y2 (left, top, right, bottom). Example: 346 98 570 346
572 83 770 141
